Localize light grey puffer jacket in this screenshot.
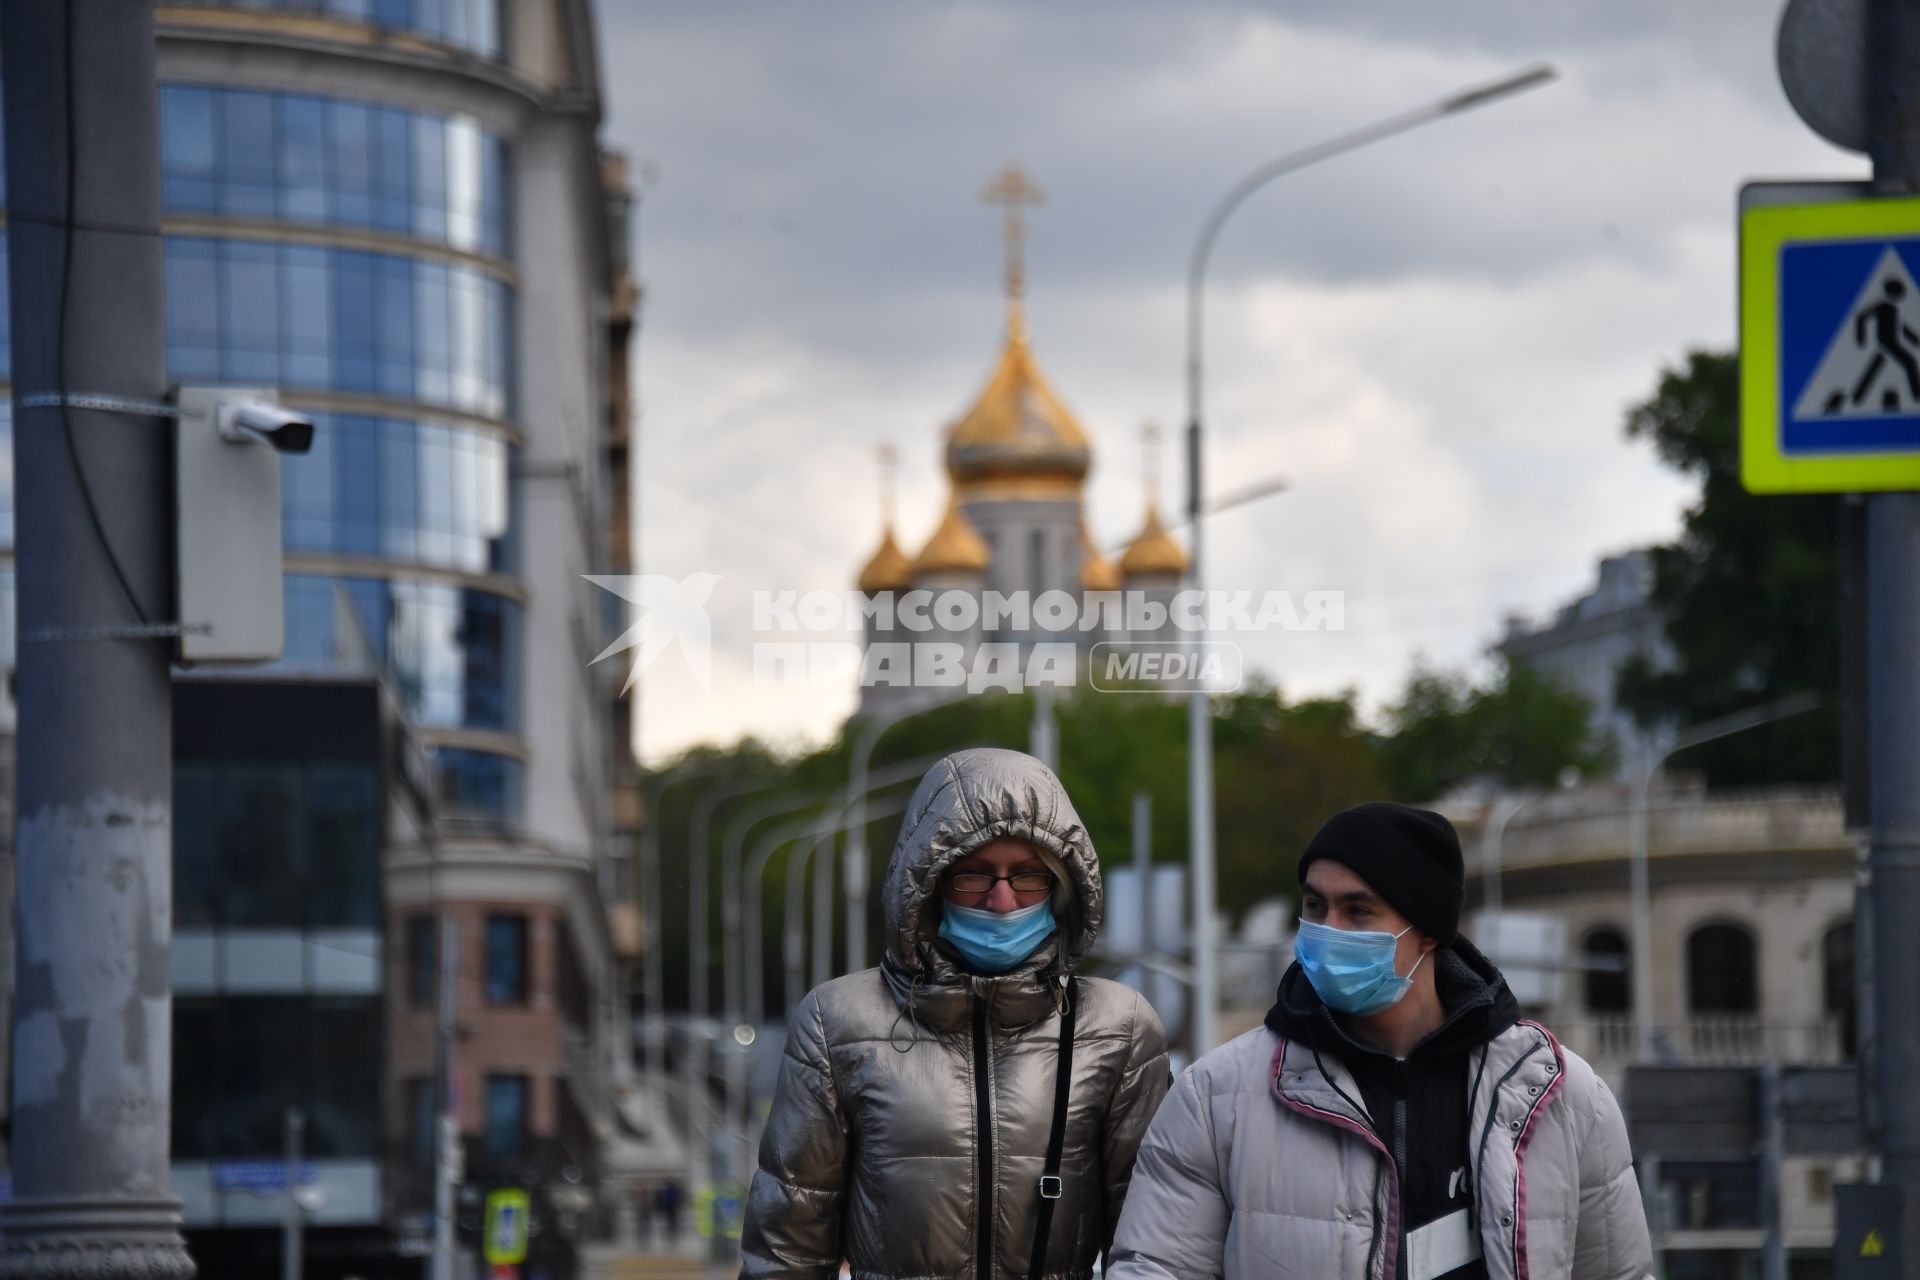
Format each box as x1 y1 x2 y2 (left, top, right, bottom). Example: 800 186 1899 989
1109 1021 1651 1280
741 747 1171 1280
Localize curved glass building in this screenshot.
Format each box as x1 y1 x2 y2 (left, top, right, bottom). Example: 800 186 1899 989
0 5 637 1275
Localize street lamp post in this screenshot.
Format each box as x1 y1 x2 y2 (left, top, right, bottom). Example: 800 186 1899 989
639 762 725 1084
1479 793 1532 917
685 775 793 1202
743 756 940 1032
1182 63 1556 1056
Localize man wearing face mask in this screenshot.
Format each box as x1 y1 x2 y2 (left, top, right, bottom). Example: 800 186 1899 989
1109 802 1652 1280
741 747 1170 1279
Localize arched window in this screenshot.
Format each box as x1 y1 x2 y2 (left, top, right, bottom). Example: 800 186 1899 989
1824 919 1856 1059
1582 926 1631 1012
1686 922 1758 1014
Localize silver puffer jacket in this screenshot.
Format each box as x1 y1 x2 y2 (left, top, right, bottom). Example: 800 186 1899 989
1108 1020 1652 1280
740 747 1172 1280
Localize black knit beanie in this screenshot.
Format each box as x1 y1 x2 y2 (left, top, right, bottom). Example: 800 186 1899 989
1296 802 1465 944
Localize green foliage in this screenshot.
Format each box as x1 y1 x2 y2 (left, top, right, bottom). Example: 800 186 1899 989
1615 349 1842 784
645 680 1407 1021
1377 660 1613 803
1211 677 1387 923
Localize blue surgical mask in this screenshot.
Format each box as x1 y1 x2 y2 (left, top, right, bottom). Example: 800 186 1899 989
1294 918 1425 1015
939 899 1056 974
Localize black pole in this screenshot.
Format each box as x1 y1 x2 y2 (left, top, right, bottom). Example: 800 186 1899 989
1864 0 1920 1263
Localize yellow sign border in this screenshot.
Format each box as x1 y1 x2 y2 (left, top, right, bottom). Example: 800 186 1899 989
1740 192 1920 493
483 1188 531 1266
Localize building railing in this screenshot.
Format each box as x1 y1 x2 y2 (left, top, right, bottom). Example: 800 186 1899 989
1465 787 1846 872
1555 1014 1848 1066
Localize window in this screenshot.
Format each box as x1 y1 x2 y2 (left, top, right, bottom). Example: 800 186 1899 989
160 238 513 419
1581 926 1630 1013
305 765 378 928
171 995 381 1160
277 94 329 223
219 89 276 217
159 85 217 210
408 1076 437 1168
1824 919 1857 1059
1686 922 1758 1014
157 84 510 251
308 997 382 1156
1663 1160 1762 1230
433 747 524 824
164 239 222 380
174 765 223 928
327 99 375 227
171 760 382 931
1029 528 1046 590
219 766 304 928
274 576 523 739
485 914 528 1004
221 241 281 381
167 0 507 59
406 914 437 1009
281 244 334 387
483 1074 527 1159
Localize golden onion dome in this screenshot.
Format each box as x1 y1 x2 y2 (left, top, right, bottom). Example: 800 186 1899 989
1078 519 1121 592
911 498 990 576
1120 503 1188 578
856 525 913 594
943 327 1092 497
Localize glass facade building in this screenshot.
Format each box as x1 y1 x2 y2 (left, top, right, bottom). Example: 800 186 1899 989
165 0 504 60
168 678 424 1231
2 6 628 1269
159 84 510 255
164 238 513 421
0 70 528 823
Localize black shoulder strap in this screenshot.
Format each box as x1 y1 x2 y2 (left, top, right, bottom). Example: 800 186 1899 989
1027 977 1077 1280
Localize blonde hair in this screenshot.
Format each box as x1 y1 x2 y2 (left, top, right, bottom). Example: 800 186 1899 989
1031 843 1077 919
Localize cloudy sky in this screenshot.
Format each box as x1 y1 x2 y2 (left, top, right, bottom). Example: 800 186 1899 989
593 1 1858 764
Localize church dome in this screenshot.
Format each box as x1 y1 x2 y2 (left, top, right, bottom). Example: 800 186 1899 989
943 328 1092 497
1120 503 1188 579
856 525 913 593
912 497 990 576
1078 519 1121 592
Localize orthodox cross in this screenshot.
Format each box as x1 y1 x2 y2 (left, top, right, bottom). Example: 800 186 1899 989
982 163 1046 328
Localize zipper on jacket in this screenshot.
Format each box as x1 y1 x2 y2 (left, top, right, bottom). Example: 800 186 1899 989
1364 1164 1384 1279
972 991 994 1280
1392 1097 1408 1280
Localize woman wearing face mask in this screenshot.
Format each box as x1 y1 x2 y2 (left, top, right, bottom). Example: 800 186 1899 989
1109 802 1651 1280
740 747 1171 1280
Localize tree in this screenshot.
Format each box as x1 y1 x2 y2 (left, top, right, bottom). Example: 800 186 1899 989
1376 660 1612 802
1615 349 1841 785
1211 678 1388 922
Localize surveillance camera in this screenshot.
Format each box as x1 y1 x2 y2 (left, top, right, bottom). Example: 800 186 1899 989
218 399 315 455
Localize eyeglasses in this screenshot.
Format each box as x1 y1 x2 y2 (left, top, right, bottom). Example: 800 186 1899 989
946 870 1056 895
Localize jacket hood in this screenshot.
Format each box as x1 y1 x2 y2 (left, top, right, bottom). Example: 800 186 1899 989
878 747 1103 1027
1265 933 1520 1060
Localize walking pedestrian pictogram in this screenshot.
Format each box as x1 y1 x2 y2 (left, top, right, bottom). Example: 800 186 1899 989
1793 248 1920 420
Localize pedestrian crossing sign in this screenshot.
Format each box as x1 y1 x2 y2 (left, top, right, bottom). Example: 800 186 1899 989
1740 182 1920 492
483 1188 530 1266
